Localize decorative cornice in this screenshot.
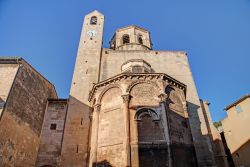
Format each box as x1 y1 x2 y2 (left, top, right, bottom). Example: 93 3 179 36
126 80 161 93
88 73 186 102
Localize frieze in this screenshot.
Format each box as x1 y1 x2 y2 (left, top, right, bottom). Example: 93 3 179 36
88 73 186 102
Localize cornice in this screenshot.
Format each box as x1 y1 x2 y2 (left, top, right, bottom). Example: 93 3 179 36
88 73 186 102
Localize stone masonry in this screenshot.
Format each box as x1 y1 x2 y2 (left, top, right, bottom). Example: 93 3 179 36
0 10 229 167
0 57 57 167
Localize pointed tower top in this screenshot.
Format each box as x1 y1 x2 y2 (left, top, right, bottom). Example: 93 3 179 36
86 10 104 16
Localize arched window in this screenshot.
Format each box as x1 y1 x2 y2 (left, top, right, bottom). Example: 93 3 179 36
138 35 143 44
122 34 130 44
135 108 164 142
90 16 97 25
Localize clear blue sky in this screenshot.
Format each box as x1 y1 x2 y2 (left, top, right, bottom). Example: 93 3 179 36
0 0 249 122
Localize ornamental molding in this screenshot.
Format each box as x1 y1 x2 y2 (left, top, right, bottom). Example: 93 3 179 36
88 73 186 102
134 108 160 121
96 84 122 104
125 80 161 93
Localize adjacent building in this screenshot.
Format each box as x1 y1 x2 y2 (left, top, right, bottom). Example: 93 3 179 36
221 95 250 167
0 57 57 167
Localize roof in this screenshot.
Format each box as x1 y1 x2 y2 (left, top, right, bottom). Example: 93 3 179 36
224 94 250 110
116 25 149 33
0 56 22 64
0 56 57 97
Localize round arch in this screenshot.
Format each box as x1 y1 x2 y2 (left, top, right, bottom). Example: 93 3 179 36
134 108 160 121
126 80 161 94
97 84 123 104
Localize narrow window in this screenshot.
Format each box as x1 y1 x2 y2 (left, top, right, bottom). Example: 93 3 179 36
122 34 130 44
81 118 83 125
50 124 57 130
76 144 79 153
90 16 97 25
138 35 143 44
235 105 243 113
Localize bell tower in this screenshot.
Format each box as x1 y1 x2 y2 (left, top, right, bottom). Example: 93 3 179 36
70 10 104 103
110 25 152 51
60 10 104 167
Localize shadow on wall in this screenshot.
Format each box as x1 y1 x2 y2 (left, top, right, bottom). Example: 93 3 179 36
231 139 250 167
93 160 113 167
190 101 230 167
187 102 215 167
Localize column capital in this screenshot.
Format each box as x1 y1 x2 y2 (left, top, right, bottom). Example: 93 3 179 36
89 112 93 121
158 93 167 102
94 104 101 112
121 94 131 103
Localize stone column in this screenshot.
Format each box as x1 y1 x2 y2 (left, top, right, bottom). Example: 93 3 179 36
122 94 131 167
89 104 101 167
131 112 139 167
159 93 172 167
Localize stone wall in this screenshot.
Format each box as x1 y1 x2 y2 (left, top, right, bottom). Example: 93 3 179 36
0 60 57 167
200 100 229 167
36 99 68 167
0 63 19 117
100 49 216 167
97 87 125 167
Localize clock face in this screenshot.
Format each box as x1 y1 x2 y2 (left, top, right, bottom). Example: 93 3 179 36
87 30 97 37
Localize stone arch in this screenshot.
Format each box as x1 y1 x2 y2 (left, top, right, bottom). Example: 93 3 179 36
90 16 97 25
97 84 123 104
126 80 161 94
138 34 143 44
122 34 130 44
165 85 185 103
135 108 160 121
128 81 162 107
136 108 165 142
165 85 186 115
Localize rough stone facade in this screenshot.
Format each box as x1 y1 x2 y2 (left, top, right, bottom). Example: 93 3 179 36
0 10 229 167
0 58 57 167
87 73 196 167
36 99 68 167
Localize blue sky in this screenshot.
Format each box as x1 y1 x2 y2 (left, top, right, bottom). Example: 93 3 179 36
0 0 249 122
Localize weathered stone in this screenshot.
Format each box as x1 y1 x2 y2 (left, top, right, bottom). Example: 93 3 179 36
0 58 57 167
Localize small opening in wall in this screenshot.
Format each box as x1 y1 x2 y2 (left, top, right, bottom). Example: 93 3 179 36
81 118 83 125
50 124 57 130
90 16 97 25
90 38 93 40
76 144 79 153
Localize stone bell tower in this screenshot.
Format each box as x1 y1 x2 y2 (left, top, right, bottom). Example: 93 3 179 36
60 10 104 167
70 10 104 102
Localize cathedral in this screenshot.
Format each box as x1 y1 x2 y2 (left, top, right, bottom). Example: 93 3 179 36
0 10 229 167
